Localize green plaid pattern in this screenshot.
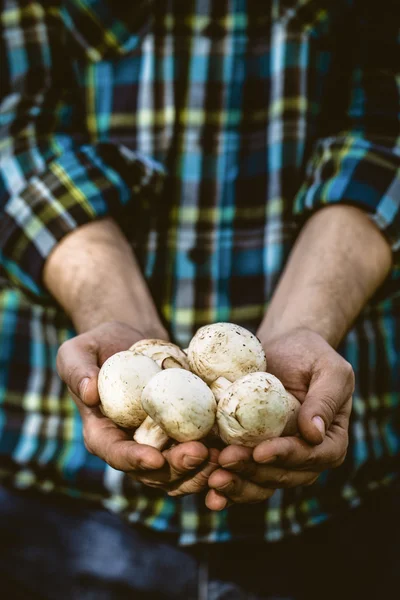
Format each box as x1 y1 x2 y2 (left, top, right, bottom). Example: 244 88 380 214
0 0 399 544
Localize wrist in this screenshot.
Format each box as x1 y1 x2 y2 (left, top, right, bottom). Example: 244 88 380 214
70 299 169 338
259 206 392 350
44 218 167 337
75 319 169 343
258 311 346 349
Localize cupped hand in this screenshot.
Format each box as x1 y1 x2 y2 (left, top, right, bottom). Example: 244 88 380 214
206 327 354 510
57 321 218 496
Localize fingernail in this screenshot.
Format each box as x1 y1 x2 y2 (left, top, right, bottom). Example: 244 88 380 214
183 455 204 469
313 416 325 436
79 378 90 401
256 455 277 465
217 481 233 492
140 460 161 470
221 461 241 469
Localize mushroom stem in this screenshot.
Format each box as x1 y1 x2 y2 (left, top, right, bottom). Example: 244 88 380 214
133 416 169 450
129 339 190 370
210 377 231 403
161 357 184 369
282 392 301 436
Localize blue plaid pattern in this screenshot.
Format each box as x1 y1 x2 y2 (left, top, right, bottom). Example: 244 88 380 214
0 0 399 544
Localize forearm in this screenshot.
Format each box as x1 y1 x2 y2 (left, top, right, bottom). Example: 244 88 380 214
43 218 167 336
259 205 392 347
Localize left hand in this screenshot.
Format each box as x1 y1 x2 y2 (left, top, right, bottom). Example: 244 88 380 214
206 327 354 510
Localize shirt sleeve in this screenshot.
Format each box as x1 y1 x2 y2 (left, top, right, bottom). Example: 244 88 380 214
294 5 400 254
0 1 164 301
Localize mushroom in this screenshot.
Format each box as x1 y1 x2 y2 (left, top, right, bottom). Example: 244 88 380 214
98 352 161 429
213 372 300 447
129 339 189 370
133 369 217 449
187 322 267 386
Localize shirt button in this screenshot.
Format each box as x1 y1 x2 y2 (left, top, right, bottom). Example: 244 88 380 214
202 21 226 39
187 247 209 265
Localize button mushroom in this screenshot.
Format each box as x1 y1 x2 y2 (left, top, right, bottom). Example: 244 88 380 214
129 339 189 370
214 372 300 447
98 352 161 429
187 322 267 385
133 369 217 449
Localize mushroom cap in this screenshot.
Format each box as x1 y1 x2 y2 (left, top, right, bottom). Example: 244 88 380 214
98 352 161 428
129 339 190 370
216 372 291 447
141 369 217 442
187 322 267 384
282 391 300 436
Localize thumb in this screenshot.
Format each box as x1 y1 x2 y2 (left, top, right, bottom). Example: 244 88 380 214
298 370 350 445
57 338 100 406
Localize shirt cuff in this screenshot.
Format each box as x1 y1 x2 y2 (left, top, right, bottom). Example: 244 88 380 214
294 136 400 253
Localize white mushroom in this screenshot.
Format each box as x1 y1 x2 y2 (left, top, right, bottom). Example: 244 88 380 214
133 417 171 450
281 391 300 436
187 323 267 385
214 372 300 447
133 369 217 449
98 352 161 429
129 339 189 370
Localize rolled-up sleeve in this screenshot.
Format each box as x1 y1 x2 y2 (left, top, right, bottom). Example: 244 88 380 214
295 4 400 253
0 142 164 298
0 1 164 300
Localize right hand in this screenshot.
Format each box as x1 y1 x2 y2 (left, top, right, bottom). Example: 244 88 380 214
57 321 219 496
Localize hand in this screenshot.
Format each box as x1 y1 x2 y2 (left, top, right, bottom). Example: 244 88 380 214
57 321 219 496
206 327 354 510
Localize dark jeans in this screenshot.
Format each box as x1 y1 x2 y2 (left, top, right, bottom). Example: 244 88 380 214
0 484 399 600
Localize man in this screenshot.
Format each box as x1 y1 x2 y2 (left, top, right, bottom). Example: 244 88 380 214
0 0 399 598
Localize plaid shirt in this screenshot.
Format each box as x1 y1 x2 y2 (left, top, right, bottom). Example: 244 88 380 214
0 0 399 544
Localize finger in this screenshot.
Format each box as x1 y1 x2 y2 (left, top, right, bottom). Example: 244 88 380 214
81 407 165 471
253 424 349 471
57 323 144 407
165 441 210 476
218 462 320 488
218 445 253 468
208 470 275 504
168 449 220 496
298 358 354 444
218 446 320 487
131 442 210 485
57 338 100 406
205 489 230 511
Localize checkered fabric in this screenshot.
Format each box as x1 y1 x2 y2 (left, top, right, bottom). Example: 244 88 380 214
0 0 399 544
